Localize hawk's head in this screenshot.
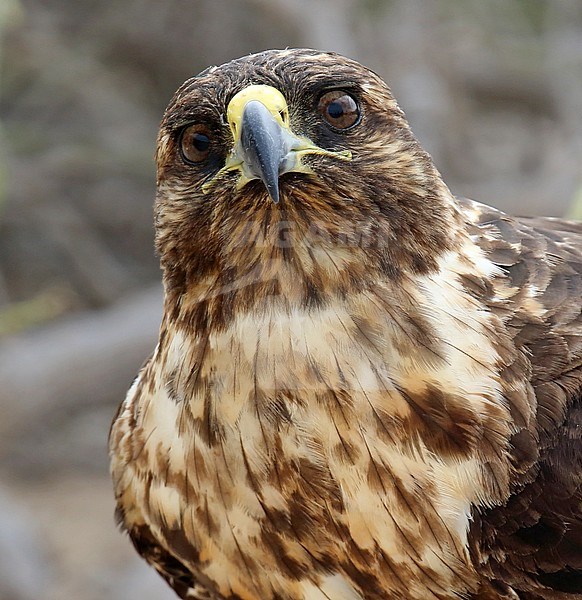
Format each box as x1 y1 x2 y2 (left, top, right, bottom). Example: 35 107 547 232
155 49 461 311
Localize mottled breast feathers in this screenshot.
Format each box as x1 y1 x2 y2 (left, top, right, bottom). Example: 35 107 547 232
109 49 582 600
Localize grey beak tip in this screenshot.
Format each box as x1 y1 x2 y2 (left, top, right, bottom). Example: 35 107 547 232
269 185 280 204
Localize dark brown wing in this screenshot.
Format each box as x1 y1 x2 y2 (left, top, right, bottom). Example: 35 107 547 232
463 199 582 599
115 507 223 600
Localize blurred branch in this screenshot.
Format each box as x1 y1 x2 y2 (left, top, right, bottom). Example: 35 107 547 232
566 183 582 220
0 285 74 337
0 285 162 443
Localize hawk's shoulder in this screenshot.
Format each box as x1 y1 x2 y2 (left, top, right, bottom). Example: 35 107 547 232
461 197 582 388
460 198 582 598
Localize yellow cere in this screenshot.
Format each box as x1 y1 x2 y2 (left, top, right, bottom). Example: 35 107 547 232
226 85 290 138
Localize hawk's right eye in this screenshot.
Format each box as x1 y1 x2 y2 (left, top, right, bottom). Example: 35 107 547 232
317 90 361 130
180 124 212 163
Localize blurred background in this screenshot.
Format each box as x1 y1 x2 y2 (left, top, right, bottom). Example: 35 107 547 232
0 1 581 598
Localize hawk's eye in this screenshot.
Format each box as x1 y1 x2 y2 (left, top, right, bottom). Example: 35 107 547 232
180 124 212 163
317 90 360 130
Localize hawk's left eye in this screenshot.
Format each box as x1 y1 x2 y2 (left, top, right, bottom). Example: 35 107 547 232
180 124 212 163
317 90 361 130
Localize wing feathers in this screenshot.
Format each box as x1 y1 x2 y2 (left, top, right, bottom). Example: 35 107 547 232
463 199 582 598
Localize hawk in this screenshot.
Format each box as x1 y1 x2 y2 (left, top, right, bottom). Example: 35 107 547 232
109 49 582 599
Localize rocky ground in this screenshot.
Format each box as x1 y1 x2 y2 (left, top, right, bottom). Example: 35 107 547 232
1 476 174 600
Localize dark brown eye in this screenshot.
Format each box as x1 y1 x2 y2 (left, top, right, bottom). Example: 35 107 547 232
317 90 360 129
180 124 212 163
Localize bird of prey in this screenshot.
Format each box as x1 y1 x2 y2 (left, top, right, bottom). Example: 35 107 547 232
109 49 582 600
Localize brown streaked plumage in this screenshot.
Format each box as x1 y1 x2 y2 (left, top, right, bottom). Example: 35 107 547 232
109 49 582 599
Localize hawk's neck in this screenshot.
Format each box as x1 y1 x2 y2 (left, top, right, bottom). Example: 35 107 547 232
133 221 526 598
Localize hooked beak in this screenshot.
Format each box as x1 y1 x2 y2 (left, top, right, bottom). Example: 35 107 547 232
202 85 351 203
237 99 287 203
